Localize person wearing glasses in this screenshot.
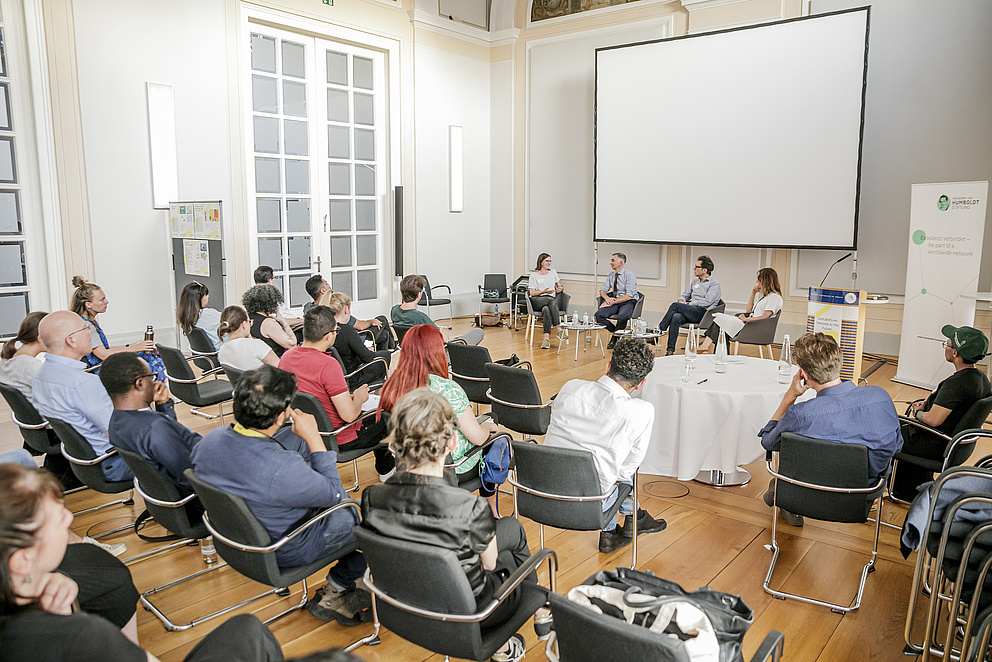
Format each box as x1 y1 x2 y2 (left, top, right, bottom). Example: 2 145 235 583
31 311 132 481
657 255 722 356
528 252 570 350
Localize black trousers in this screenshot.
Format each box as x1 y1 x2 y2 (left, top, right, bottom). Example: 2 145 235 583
340 413 394 475
479 517 535 630
890 424 946 499
182 613 283 662
58 542 139 628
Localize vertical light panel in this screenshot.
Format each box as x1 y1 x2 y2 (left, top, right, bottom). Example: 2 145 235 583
146 82 179 209
448 125 463 213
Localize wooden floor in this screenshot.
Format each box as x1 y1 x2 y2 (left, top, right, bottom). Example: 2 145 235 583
2 318 989 661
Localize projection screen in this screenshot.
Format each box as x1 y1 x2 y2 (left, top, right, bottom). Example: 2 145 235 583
594 8 870 248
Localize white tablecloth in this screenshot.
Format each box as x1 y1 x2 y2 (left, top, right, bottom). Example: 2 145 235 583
636 355 804 480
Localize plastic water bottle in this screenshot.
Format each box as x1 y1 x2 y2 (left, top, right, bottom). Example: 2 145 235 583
582 312 589 326
715 328 728 373
778 334 792 384
685 324 697 363
200 535 218 564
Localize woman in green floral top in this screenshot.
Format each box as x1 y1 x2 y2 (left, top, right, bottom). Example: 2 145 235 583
378 324 502 515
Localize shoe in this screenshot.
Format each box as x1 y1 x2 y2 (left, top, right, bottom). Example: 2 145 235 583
665 349 675 356
534 612 554 640
379 468 395 482
598 527 633 554
606 338 617 350
557 329 567 341
621 509 667 537
491 633 526 662
306 585 371 625
762 488 775 508
82 536 126 557
541 338 551 349
781 509 804 527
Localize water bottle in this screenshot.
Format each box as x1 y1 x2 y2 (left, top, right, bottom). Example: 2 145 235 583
144 325 154 342
778 334 792 384
715 328 728 374
200 535 218 564
685 324 697 363
582 312 589 326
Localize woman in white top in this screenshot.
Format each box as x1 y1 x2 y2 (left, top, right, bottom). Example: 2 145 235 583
216 305 279 371
0 311 47 399
698 267 783 353
528 253 571 349
176 281 223 350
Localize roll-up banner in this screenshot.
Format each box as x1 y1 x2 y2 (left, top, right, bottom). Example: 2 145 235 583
893 182 988 390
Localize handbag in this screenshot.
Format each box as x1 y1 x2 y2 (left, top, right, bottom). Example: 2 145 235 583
568 568 753 662
481 435 511 486
494 353 521 367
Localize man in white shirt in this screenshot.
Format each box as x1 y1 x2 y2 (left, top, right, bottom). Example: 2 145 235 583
543 338 666 553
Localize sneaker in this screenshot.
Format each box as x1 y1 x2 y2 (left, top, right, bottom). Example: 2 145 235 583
606 337 618 350
82 536 126 557
379 468 395 482
306 585 371 625
621 509 667 537
541 338 551 349
534 612 553 640
491 633 526 662
598 527 633 554
665 349 675 356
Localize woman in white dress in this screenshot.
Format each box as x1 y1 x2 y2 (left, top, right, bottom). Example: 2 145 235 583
216 305 279 371
698 267 783 353
528 253 570 349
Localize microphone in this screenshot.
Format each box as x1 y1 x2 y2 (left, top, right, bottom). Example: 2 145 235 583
819 253 853 287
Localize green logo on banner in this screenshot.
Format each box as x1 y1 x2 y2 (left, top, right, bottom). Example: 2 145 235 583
938 195 950 211
912 230 926 245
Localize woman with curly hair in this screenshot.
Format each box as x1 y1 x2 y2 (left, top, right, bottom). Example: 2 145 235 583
70 276 165 380
176 281 223 350
241 284 297 357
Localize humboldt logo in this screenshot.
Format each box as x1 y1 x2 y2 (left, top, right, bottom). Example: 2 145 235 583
937 195 950 211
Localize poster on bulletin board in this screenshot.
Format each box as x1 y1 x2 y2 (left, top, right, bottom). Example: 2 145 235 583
182 239 209 277
169 203 194 238
193 201 221 240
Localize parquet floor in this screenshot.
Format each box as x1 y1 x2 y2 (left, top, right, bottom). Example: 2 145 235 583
2 318 988 661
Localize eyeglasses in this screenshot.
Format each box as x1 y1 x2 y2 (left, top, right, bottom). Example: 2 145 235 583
135 373 154 385
943 340 954 349
694 265 704 270
65 326 89 342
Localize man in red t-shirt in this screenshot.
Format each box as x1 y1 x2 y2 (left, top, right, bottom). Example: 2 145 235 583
279 306 393 479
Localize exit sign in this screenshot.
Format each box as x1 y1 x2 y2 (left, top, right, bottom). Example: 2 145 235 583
322 0 333 4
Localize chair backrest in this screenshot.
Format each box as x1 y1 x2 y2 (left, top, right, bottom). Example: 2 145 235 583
512 442 610 530
946 396 992 468
291 392 340 453
482 274 508 297
485 363 551 435
447 344 493 405
328 346 348 373
549 591 691 662
353 526 484 657
394 324 412 344
698 300 726 330
0 382 59 455
419 275 438 303
777 433 879 523
733 310 781 345
116 448 204 539
186 328 220 371
47 417 133 493
221 364 244 389
155 344 201 403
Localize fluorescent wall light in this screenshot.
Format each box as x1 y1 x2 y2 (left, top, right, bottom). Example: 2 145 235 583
448 125 463 213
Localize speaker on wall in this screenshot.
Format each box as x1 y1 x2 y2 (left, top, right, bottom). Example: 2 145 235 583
394 185 403 276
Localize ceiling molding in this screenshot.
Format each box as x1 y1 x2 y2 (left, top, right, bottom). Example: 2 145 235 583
680 0 750 11
408 9 520 47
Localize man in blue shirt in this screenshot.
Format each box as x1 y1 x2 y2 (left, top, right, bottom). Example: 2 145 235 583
33 311 132 481
190 365 369 625
657 255 722 356
595 252 640 349
758 332 902 526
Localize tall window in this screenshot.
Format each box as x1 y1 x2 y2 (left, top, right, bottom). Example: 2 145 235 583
247 26 387 312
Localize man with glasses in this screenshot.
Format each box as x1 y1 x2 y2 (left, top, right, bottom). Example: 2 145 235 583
33 311 132 481
657 255 721 356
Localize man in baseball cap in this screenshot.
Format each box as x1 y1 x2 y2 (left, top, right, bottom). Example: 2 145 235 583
891 324 991 500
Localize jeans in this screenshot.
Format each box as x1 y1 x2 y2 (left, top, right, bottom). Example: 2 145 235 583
313 508 367 588
479 517 534 630
339 414 394 475
595 299 637 334
0 448 36 467
601 480 636 531
658 302 707 352
531 292 570 334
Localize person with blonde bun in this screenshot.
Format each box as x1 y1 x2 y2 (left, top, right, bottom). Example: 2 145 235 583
216 305 280 371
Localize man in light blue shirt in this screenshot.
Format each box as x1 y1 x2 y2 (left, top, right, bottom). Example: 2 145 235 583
595 252 640 349
33 310 132 481
657 255 721 356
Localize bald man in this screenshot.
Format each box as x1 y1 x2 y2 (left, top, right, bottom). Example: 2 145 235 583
32 311 132 481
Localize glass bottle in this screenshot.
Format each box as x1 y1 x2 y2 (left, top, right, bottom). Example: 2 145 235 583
715 328 728 373
200 535 218 564
685 324 697 363
778 334 792 384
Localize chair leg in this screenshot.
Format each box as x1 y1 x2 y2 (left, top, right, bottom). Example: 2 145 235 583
123 538 196 565
140 561 235 631
70 489 134 516
262 580 313 627
348 459 360 492
345 595 381 651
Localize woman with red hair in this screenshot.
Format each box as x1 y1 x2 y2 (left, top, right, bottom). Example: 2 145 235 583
378 324 501 515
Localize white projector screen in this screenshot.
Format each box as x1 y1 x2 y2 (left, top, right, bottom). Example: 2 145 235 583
594 8 869 248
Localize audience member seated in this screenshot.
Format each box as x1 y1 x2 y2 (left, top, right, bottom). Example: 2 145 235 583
391 275 484 346
99 353 203 516
0 463 283 662
698 267 782 353
543 338 667 553
176 280 223 351
242 284 298 358
318 288 395 351
891 324 991 500
0 311 47 399
361 388 545 662
278 306 393 480
190 365 369 625
758 332 902 527
377 324 502 515
657 255 722 356
70 275 165 380
217 305 280 370
254 265 303 326
323 292 394 389
304 274 331 314
32 311 132 482
528 252 570 350
594 252 639 349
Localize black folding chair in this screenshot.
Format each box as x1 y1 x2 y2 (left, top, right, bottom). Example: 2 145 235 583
157 344 232 421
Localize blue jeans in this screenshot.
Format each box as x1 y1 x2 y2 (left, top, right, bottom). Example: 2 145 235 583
317 510 367 588
601 480 636 531
0 449 36 467
658 302 706 352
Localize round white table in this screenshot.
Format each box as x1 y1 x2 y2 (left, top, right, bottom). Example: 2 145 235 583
636 355 804 486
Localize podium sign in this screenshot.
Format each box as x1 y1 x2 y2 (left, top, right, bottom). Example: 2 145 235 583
807 287 866 382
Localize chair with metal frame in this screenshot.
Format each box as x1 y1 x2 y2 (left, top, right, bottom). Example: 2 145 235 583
0 382 61 457
479 274 511 319
764 433 886 613
448 344 521 412
393 324 412 346
220 363 244 389
328 346 389 392
156 344 233 421
523 293 571 347
941 512 992 662
485 362 553 438
417 275 453 329
731 310 781 359
185 327 221 372
184 468 377 649
509 441 638 568
351 526 556 661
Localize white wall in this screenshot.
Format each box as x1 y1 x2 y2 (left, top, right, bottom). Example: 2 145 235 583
489 59 514 282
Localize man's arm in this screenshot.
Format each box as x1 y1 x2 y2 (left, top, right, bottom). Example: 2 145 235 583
76 379 114 434
148 417 202 489
617 408 654 484
679 281 693 303
759 372 806 451
269 410 344 508
330 383 369 423
910 402 952 428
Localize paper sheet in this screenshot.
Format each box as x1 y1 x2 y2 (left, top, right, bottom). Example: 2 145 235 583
182 239 209 277
170 203 194 238
712 312 745 337
362 393 380 412
194 201 221 240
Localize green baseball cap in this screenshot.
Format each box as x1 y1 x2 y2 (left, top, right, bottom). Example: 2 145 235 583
941 325 990 362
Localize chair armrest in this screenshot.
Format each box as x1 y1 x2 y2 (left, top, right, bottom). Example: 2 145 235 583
447 339 468 346
164 360 226 384
750 630 785 662
485 389 553 411
444 432 511 470
11 413 48 431
977 454 992 468
133 478 198 508
511 360 533 371
84 362 102 373
766 462 885 494
507 475 620 503
431 284 452 295
450 370 489 383
491 547 557 603
189 347 219 358
331 409 378 437
60 442 118 466
202 499 360 554
942 429 992 468
356 328 376 343
345 357 388 380
898 415 952 442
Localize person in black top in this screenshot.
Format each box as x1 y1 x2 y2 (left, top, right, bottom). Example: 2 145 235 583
892 324 992 500
324 292 395 388
243 284 298 357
